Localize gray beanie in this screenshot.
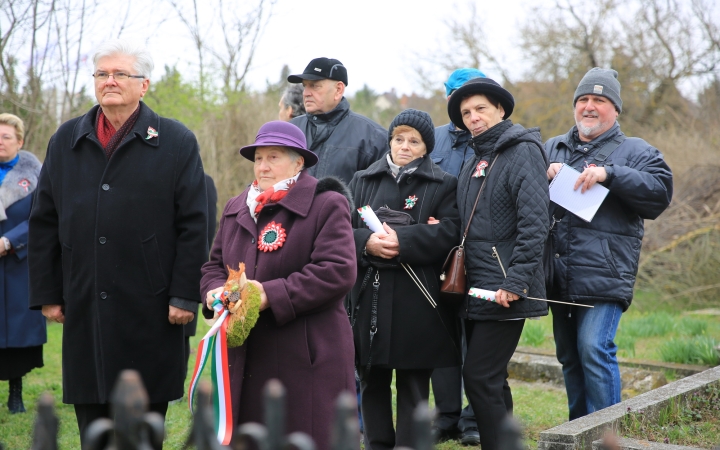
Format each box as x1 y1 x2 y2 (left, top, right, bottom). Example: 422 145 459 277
573 67 622 113
388 109 435 154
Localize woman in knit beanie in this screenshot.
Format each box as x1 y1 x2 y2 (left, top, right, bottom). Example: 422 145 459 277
347 109 461 449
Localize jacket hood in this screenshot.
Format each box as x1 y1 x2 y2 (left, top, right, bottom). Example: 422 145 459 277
495 124 549 167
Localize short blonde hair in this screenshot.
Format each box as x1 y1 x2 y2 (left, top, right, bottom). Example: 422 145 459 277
0 113 25 142
390 125 420 140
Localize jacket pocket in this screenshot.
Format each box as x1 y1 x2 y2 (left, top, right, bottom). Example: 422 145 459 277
61 243 73 300
304 319 316 367
600 239 621 278
141 234 168 295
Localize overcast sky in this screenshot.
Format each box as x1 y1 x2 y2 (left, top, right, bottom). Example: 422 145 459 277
141 0 538 95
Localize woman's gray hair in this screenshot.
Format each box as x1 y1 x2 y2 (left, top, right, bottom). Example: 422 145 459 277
281 84 306 119
285 148 304 168
93 39 154 80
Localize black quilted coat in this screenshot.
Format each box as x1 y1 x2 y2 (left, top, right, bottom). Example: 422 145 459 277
457 122 550 321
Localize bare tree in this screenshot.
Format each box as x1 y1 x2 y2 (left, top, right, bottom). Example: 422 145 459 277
168 0 274 100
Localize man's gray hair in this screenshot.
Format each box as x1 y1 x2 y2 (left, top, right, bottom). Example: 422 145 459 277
281 84 306 119
93 39 154 80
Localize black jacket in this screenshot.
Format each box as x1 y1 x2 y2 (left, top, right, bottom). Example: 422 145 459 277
544 124 673 310
291 98 388 184
348 155 461 369
29 103 208 403
457 123 550 321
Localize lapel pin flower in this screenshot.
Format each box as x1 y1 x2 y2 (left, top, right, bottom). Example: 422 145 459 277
145 126 158 140
258 221 287 252
404 195 418 210
473 160 489 178
18 179 31 193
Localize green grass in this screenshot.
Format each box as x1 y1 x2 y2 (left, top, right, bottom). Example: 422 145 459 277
658 336 720 366
0 321 212 449
519 320 547 347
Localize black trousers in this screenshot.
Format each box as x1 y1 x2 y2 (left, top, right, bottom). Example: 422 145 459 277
463 319 524 450
430 320 477 432
75 402 169 449
360 367 432 450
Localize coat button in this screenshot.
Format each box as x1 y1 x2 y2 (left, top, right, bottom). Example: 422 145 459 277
523 289 527 293
102 184 110 191
99 237 107 244
100 292 108 299
555 253 560 258
251 238 256 243
406 177 413 184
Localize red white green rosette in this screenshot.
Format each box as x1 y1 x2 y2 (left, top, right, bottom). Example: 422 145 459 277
258 221 286 252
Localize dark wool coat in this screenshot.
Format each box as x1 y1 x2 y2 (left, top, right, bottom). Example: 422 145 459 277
29 103 208 404
1 151 45 349
457 124 550 321
291 98 388 184
348 155 461 370
199 173 356 450
544 124 673 310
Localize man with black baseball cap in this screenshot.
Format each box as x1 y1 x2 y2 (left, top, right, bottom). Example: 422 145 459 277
288 57 387 184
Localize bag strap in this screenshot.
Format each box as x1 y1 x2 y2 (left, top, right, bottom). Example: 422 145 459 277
593 134 625 163
461 156 499 245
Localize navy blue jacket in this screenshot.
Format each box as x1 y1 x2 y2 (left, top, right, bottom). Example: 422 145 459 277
430 123 473 177
544 124 673 310
0 150 46 349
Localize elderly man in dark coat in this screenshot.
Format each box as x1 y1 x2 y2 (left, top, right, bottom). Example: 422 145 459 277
200 121 356 450
28 39 208 446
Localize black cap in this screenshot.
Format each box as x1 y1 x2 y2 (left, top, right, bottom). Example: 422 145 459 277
287 57 348 86
447 77 515 131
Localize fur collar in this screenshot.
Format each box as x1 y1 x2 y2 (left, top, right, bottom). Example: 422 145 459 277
315 176 354 211
0 150 41 221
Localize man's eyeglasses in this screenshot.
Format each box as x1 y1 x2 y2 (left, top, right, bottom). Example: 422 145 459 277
93 71 145 81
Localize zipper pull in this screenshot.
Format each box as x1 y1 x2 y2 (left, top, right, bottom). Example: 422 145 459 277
492 246 508 278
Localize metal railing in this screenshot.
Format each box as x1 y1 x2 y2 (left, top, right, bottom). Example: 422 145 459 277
17 368 531 450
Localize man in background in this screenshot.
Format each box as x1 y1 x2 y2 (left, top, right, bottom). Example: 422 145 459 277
288 57 387 184
545 67 672 420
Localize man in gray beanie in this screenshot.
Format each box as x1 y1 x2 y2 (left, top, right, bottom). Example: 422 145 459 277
544 68 673 420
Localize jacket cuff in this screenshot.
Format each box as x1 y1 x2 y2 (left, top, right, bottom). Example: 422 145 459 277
262 279 294 326
500 277 529 298
602 164 615 187
169 296 199 312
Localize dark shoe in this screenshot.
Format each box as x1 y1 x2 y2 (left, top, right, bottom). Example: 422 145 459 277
433 426 460 443
460 427 480 446
8 378 26 414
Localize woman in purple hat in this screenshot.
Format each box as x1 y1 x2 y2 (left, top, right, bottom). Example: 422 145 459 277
200 121 356 450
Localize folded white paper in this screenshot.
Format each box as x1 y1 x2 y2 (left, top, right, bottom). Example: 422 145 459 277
357 205 388 235
549 164 609 222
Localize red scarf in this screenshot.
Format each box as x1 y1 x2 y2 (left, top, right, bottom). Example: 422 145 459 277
252 181 295 217
96 106 141 159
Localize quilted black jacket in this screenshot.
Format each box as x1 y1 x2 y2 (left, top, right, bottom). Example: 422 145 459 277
457 123 550 321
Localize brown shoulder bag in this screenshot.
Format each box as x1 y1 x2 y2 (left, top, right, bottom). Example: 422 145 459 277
440 158 497 303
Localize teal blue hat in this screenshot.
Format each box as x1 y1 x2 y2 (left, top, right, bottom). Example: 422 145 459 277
444 68 487 97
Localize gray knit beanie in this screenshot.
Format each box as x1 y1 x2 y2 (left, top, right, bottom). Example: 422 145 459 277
573 67 622 113
388 109 435 154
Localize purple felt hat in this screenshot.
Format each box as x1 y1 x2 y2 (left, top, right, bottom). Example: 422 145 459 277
239 121 318 168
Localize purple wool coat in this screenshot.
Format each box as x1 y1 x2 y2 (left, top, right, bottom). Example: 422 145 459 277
200 173 356 450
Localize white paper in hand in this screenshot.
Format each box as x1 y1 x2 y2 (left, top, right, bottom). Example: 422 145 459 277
357 206 388 234
549 164 609 222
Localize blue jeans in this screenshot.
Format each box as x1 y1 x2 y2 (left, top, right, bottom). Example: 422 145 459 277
551 302 623 420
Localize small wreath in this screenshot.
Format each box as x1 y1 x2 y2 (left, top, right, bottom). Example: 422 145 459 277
258 221 287 252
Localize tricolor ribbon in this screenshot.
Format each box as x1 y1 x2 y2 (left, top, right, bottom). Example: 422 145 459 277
188 306 233 445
